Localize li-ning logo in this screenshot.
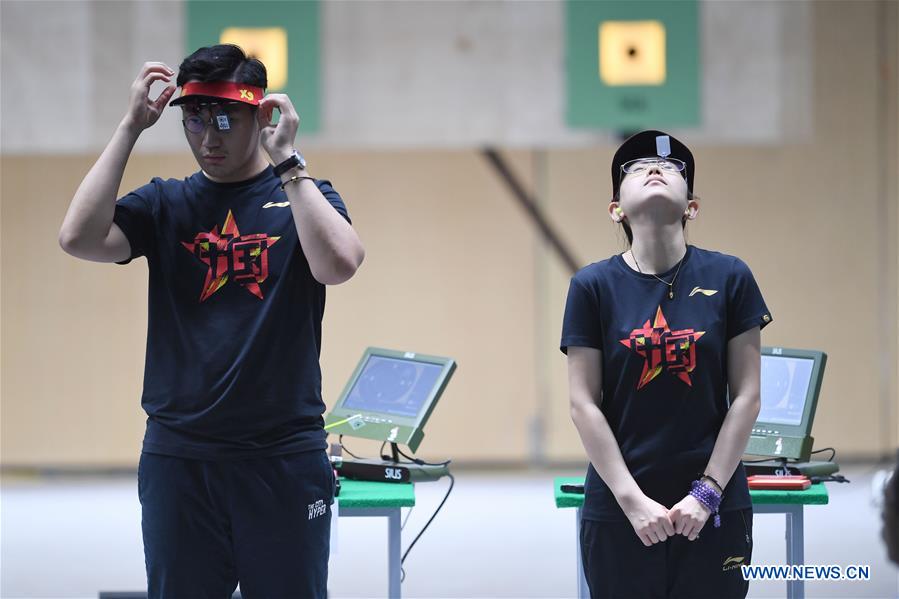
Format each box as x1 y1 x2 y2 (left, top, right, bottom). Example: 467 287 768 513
263 201 290 209
722 556 746 571
308 499 327 520
239 89 254 101
690 286 718 297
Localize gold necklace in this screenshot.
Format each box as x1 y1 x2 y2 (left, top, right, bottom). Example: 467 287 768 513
630 248 686 300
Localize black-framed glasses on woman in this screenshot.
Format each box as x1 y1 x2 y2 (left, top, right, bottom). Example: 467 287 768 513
620 157 687 175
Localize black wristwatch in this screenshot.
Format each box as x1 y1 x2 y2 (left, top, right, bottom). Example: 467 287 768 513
273 150 307 176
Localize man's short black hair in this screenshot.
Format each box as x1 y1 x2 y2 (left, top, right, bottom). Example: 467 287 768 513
176 44 267 89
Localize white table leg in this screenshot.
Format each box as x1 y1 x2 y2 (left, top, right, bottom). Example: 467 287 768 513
388 508 402 599
340 507 402 598
785 505 805 599
740 504 807 599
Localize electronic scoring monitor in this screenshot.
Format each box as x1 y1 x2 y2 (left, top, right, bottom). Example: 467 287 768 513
745 346 827 461
324 347 457 452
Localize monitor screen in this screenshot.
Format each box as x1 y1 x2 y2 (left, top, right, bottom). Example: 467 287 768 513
758 355 815 426
341 355 446 418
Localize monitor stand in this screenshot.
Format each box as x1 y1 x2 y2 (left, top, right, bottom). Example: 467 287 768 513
336 442 451 483
743 457 840 477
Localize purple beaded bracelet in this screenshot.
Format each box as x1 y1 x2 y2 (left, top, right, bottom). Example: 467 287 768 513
690 479 722 528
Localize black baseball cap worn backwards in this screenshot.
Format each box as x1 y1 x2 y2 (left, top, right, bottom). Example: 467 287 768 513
611 130 695 197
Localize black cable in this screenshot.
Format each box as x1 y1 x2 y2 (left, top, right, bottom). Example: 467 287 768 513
339 438 451 468
396 446 451 467
399 472 455 583
337 435 363 460
810 447 837 462
741 447 846 483
809 474 850 484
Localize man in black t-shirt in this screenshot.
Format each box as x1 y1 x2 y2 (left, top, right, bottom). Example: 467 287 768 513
59 45 364 598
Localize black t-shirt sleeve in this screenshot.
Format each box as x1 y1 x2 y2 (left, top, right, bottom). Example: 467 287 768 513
315 179 351 224
112 181 159 265
727 257 772 339
560 277 603 354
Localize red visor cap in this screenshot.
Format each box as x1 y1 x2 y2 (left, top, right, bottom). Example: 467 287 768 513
169 81 264 107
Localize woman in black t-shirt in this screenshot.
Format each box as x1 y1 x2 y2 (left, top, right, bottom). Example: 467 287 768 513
561 130 771 598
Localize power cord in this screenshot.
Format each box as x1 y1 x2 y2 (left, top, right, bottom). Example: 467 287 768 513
743 447 838 464
810 447 837 462
335 437 454 583
810 474 849 484
805 447 848 482
400 472 455 583
337 435 364 460
396 445 451 467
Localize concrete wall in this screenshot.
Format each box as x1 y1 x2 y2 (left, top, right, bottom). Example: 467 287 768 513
2 0 811 152
1 1 896 466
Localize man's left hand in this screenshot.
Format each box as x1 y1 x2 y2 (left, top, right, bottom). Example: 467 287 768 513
257 94 299 165
668 495 711 541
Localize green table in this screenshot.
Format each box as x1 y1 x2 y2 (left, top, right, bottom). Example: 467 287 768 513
337 478 415 599
748 483 828 599
554 477 829 599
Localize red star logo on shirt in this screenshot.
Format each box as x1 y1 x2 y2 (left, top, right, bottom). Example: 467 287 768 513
619 306 705 389
181 210 280 302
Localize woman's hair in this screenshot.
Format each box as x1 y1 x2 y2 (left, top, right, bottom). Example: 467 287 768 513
613 189 700 247
176 44 267 89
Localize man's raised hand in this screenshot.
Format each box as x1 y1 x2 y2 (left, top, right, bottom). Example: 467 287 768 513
124 62 176 132
257 93 300 164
